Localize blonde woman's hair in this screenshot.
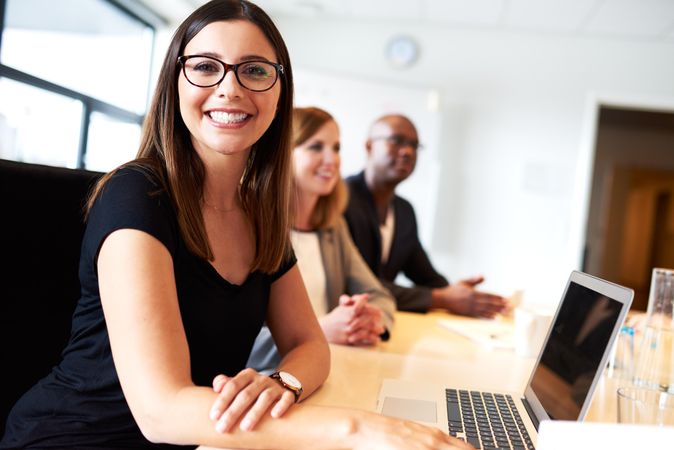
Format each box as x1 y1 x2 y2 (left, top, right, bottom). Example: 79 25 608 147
292 107 348 230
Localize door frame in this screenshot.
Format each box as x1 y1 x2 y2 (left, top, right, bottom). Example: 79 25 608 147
568 92 674 273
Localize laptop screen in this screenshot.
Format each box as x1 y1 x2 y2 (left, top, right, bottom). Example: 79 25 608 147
529 281 623 420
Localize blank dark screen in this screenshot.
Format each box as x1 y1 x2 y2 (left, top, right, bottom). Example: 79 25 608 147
530 282 622 420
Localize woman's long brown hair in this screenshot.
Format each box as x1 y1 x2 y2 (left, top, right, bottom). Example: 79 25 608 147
292 107 347 230
87 0 294 273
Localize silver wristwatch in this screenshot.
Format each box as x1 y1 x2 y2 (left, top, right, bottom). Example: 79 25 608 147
270 371 303 403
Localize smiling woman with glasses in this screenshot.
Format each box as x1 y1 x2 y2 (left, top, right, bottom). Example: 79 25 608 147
177 54 283 91
0 1 471 449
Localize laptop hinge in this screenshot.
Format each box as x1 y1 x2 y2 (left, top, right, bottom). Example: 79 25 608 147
522 397 540 430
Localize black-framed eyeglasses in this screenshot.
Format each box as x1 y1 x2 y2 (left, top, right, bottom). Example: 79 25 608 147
177 55 284 92
371 134 423 151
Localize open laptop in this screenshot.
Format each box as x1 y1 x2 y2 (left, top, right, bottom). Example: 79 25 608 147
376 271 633 449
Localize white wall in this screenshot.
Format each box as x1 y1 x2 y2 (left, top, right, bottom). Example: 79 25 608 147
275 16 674 307
293 69 442 247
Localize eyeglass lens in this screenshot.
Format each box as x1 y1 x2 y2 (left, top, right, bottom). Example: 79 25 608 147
379 135 421 151
181 55 280 92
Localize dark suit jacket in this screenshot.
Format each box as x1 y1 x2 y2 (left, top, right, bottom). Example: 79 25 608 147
344 171 449 312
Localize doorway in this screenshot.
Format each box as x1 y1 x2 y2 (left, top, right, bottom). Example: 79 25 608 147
583 107 674 310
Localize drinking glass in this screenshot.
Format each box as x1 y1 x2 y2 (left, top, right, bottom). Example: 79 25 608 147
607 325 635 381
617 386 674 425
633 268 674 392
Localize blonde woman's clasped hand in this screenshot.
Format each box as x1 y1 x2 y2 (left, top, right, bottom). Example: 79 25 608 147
320 294 385 346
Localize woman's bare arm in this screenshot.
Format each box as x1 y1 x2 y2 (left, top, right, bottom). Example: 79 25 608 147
98 229 471 449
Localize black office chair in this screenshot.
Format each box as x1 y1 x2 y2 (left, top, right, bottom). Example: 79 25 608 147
0 159 103 436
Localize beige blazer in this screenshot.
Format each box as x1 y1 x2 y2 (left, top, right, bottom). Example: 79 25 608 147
246 217 396 373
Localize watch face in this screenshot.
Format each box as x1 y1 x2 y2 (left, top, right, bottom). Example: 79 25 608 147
278 371 301 389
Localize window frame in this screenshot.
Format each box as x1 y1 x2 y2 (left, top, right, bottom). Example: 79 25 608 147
0 0 165 169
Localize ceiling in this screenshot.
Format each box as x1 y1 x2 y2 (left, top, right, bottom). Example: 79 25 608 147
143 0 674 42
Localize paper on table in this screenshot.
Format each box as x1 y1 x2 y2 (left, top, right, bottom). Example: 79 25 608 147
537 420 674 450
437 318 514 350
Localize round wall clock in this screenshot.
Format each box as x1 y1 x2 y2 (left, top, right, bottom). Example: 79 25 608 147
386 35 419 68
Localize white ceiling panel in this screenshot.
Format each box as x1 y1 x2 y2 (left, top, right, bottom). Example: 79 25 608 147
343 0 424 21
425 0 505 26
294 0 349 16
142 0 674 43
504 0 600 32
584 0 674 37
253 0 348 17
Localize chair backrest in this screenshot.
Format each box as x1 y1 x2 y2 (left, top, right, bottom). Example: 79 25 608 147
0 159 103 435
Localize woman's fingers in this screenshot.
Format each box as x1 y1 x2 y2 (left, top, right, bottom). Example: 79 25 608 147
269 390 295 418
348 308 383 334
350 294 369 314
211 369 295 433
320 308 355 344
212 374 229 393
354 412 475 449
211 369 256 429
208 374 231 422
238 387 281 431
339 294 354 306
347 327 381 346
347 314 370 333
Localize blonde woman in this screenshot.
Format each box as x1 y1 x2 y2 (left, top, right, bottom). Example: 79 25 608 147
248 107 396 372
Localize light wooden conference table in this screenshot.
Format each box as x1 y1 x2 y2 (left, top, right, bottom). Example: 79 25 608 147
304 311 619 424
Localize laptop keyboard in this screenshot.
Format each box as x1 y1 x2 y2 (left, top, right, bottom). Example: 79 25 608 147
446 389 535 450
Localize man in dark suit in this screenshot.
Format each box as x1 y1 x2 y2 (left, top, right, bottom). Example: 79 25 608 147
344 114 507 317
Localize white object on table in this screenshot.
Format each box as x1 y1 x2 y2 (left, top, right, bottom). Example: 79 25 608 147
537 419 674 450
514 306 552 357
437 318 514 350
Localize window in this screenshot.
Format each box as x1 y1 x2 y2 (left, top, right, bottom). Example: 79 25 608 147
85 112 141 172
0 0 163 170
0 77 82 167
